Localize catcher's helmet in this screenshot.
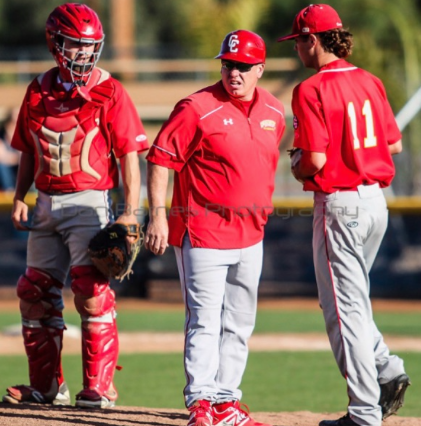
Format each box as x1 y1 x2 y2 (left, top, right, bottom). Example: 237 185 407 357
215 30 266 64
46 3 105 85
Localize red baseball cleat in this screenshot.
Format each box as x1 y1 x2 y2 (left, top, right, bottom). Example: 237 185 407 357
75 386 117 409
3 382 70 406
213 400 272 426
187 399 213 426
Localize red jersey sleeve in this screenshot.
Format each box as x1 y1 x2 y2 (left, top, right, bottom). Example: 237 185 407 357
146 99 201 172
11 86 36 154
107 80 149 158
292 82 329 152
374 78 402 145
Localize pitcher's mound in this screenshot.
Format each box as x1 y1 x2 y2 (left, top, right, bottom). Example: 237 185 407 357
0 405 419 426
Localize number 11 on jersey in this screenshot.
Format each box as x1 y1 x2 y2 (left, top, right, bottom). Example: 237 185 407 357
348 100 378 150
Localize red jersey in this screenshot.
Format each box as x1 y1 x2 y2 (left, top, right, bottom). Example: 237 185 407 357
12 67 148 193
292 59 401 193
147 82 285 249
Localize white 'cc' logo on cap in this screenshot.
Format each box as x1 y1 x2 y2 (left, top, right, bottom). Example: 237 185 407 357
228 35 240 52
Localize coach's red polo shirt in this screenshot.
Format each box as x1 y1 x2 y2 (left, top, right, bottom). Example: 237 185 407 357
147 82 285 249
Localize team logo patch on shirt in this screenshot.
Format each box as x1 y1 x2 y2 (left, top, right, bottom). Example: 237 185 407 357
293 115 299 129
136 134 147 142
260 119 276 131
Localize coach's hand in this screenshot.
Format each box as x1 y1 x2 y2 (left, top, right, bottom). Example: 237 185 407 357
145 216 169 255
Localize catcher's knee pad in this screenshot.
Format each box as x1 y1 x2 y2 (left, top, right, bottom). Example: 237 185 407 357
80 318 119 396
17 267 64 324
22 325 65 400
71 265 115 319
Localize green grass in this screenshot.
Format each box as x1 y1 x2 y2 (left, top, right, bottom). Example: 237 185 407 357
1 307 419 415
242 352 420 416
255 310 421 336
1 309 420 335
0 351 419 416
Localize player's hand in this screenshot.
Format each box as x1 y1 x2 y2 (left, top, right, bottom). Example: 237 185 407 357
144 216 169 256
12 199 31 231
115 212 138 246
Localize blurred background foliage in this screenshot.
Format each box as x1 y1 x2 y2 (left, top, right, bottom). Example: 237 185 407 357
2 0 421 95
1 0 421 193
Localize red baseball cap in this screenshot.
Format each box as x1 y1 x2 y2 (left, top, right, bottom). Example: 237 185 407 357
277 4 343 42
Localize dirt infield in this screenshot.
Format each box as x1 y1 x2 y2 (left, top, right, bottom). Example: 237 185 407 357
0 404 419 426
2 331 421 355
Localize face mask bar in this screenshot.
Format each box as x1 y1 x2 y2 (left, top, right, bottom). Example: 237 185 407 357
54 33 105 86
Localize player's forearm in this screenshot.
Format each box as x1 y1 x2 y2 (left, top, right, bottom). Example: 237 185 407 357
389 140 402 155
119 151 141 218
147 162 169 221
13 152 35 201
295 150 327 179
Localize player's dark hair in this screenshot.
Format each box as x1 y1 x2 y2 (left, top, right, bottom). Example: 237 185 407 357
318 28 353 58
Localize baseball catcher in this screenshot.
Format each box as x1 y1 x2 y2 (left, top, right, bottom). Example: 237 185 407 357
88 223 143 281
3 3 149 410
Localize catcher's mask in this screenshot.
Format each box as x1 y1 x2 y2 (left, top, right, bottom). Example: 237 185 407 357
46 3 104 86
215 29 266 64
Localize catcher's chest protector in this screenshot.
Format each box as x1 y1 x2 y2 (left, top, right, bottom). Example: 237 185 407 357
27 68 114 192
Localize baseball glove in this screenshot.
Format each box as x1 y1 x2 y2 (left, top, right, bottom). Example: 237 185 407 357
287 147 303 168
88 223 143 281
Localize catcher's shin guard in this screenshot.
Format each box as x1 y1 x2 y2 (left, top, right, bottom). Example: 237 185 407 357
24 325 65 398
8 268 67 402
3 326 67 404
71 265 119 406
76 318 119 407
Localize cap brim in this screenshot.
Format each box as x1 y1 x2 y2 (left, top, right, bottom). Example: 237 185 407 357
277 33 299 42
214 53 261 64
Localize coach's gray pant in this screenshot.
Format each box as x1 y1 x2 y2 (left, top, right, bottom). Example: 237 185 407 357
174 235 263 407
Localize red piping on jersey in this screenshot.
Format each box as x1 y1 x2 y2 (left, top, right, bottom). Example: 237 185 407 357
323 202 350 389
181 247 192 407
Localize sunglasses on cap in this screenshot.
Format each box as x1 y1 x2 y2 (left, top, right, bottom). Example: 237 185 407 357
221 61 256 73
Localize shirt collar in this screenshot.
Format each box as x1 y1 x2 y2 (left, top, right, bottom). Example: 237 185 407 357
318 58 353 72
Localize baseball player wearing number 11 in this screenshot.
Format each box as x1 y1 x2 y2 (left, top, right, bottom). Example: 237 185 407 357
278 4 409 426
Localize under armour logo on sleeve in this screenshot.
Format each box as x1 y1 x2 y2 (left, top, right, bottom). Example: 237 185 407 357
223 118 234 125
